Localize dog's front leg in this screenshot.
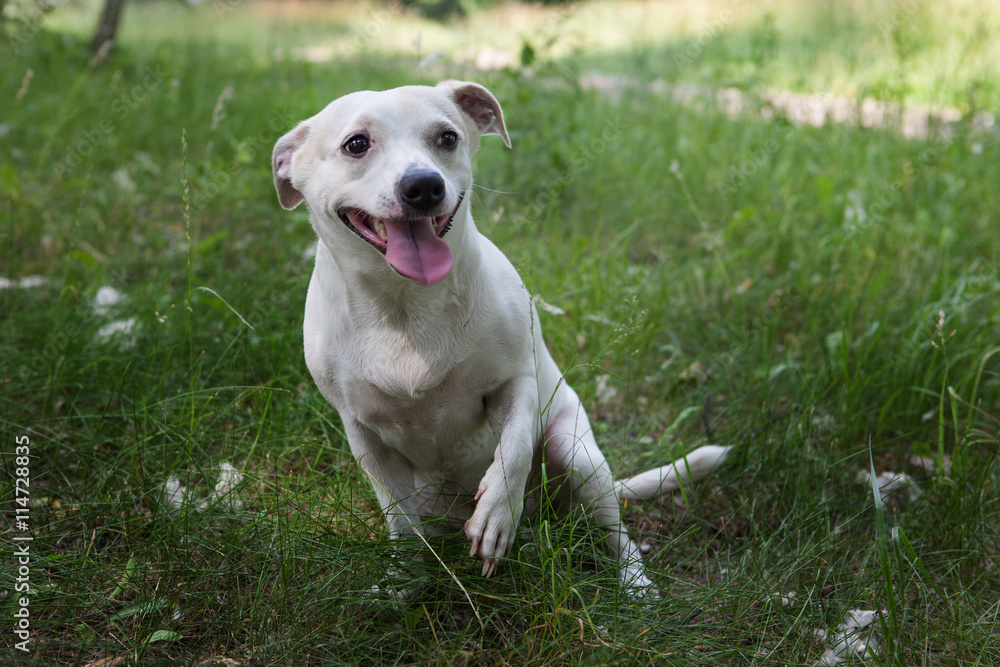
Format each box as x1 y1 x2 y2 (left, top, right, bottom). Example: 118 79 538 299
345 421 428 598
348 432 420 534
464 377 538 577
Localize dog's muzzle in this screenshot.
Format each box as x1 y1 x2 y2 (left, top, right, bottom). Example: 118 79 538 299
337 193 464 286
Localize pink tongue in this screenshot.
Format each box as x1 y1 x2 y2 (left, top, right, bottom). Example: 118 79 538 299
382 217 454 285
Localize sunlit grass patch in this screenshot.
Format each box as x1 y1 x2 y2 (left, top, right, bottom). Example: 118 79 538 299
2 2 999 663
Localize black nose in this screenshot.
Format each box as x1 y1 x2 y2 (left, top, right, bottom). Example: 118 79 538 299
398 169 446 212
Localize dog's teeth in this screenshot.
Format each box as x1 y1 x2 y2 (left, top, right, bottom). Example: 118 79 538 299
373 218 387 242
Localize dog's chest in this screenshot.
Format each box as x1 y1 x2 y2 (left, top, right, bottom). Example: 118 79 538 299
346 371 503 481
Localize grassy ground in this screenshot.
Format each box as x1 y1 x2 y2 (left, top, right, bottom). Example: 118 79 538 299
2 0 999 665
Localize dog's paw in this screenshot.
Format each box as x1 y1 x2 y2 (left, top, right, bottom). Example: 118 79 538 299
620 566 660 600
464 484 523 577
362 581 417 610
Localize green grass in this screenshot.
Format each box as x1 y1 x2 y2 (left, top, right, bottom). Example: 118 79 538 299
2 1 999 664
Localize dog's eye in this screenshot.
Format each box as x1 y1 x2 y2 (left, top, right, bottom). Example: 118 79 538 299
438 131 458 148
343 135 370 156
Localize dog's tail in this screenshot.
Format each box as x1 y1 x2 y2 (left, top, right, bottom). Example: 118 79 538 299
615 445 732 501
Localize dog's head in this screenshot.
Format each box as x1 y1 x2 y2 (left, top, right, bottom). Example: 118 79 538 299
272 81 510 286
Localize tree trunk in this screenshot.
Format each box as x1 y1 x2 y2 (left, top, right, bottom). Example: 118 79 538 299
90 0 128 53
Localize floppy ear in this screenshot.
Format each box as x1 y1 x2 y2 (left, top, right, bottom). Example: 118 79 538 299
272 122 310 210
438 80 511 148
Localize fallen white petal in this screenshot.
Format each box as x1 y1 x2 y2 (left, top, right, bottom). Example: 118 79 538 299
857 469 920 501
817 647 844 665
96 318 137 347
777 592 796 606
909 454 949 474
843 609 880 629
0 275 47 290
594 374 619 405
163 477 187 509
94 285 125 315
815 608 883 665
112 168 136 193
210 462 243 509
165 463 243 512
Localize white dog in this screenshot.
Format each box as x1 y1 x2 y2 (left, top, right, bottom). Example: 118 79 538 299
272 81 729 598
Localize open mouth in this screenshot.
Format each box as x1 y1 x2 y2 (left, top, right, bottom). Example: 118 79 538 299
336 193 463 285
337 193 463 254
